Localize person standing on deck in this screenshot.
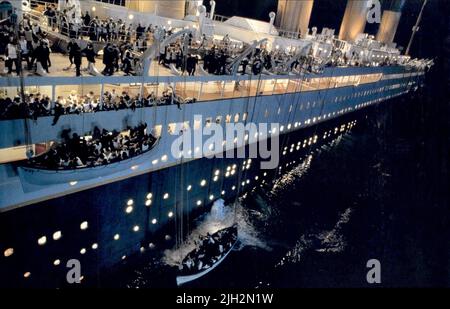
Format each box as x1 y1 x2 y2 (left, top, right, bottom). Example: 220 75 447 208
5 37 20 75
67 38 77 69
73 44 82 76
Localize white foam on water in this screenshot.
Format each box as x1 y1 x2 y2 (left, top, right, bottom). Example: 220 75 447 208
270 155 314 197
234 203 271 252
163 199 270 267
276 207 353 267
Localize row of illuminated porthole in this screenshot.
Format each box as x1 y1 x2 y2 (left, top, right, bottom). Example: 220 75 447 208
168 112 249 135
354 87 408 110
280 121 356 157
276 121 357 174
334 83 407 104
123 160 254 217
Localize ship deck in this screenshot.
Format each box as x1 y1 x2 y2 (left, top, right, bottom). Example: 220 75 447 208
0 53 175 78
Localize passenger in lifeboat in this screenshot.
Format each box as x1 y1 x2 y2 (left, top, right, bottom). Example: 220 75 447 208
93 141 102 155
121 148 129 160
141 141 150 152
68 103 80 114
75 156 84 167
82 99 92 113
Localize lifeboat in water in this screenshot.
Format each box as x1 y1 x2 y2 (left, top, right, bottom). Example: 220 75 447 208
176 225 238 286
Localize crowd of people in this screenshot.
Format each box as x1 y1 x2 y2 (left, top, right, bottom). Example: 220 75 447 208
28 123 158 169
43 4 154 43
0 86 193 122
1 18 52 75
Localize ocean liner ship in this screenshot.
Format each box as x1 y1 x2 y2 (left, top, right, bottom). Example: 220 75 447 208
0 0 432 287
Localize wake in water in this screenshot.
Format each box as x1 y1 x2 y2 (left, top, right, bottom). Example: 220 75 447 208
276 207 353 267
271 155 314 197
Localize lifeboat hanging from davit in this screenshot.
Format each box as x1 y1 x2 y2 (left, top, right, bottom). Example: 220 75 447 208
17 131 160 187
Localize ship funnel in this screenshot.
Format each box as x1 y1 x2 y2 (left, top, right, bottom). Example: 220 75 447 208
276 0 314 38
376 0 406 44
338 0 372 42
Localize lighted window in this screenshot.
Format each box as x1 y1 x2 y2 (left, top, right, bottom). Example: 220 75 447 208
127 199 134 206
196 200 202 206
133 225 140 232
151 219 158 225
168 211 174 218
3 248 14 257
146 193 153 199
53 231 62 241
80 221 88 230
200 180 207 187
145 199 152 207
125 205 133 214
114 234 120 240
168 123 177 134
38 236 47 246
194 119 201 130
213 176 219 182
209 195 214 201
187 185 192 191
163 193 169 199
